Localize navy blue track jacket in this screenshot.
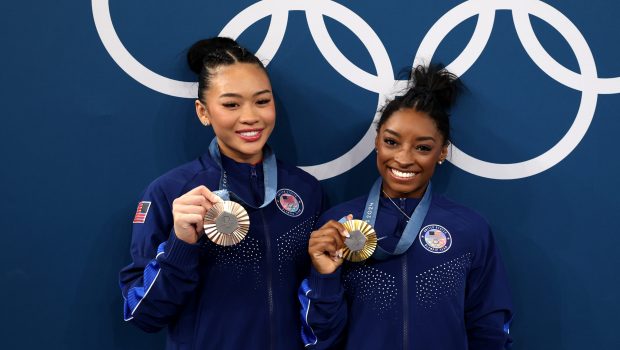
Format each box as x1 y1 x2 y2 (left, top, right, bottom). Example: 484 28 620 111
299 194 513 350
119 150 322 349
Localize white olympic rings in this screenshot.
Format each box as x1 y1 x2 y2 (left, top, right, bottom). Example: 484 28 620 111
92 0 620 180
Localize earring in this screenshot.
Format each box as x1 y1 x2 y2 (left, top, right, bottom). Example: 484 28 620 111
438 160 444 165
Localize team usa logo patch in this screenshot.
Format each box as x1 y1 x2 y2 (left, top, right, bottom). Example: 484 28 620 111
419 224 452 254
133 201 151 223
275 189 304 217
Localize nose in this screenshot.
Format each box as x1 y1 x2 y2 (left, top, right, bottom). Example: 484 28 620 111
239 104 259 124
393 148 415 168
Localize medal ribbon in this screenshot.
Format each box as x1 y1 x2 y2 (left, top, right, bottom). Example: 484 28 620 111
208 137 277 209
363 177 432 260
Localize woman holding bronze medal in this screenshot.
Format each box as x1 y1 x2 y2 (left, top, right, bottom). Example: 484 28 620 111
119 37 323 349
300 65 513 349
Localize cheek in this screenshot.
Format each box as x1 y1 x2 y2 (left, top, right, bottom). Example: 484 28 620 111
421 155 440 171
262 107 276 126
209 109 235 129
375 149 390 168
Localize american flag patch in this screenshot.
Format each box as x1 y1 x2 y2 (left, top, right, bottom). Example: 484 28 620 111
133 201 151 223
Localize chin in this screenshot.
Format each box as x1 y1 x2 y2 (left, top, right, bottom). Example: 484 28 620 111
238 143 266 158
382 177 422 197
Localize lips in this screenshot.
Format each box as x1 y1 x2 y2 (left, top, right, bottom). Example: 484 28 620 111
236 129 263 142
389 167 417 180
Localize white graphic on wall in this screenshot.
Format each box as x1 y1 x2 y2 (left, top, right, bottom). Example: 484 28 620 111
92 0 620 180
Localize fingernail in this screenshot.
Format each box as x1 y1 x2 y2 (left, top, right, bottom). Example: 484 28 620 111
341 230 350 238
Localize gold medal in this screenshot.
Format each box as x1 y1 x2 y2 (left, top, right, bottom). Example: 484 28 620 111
203 201 250 246
342 219 377 262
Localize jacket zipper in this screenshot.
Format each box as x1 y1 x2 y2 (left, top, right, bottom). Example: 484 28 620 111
251 166 275 349
400 198 409 350
260 209 275 350
402 254 409 350
250 166 260 205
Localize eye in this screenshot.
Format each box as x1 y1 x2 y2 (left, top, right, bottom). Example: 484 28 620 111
416 145 432 152
256 98 272 105
383 137 397 146
222 102 239 108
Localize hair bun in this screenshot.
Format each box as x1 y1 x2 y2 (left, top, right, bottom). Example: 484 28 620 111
187 37 240 74
408 64 461 111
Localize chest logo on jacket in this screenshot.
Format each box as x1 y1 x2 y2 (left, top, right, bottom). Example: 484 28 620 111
275 189 304 217
419 225 452 254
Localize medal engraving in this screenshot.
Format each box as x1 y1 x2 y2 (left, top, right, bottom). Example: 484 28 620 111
342 219 377 262
345 230 367 252
204 201 250 246
215 211 238 234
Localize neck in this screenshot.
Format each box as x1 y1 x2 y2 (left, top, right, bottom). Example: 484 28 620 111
381 183 429 199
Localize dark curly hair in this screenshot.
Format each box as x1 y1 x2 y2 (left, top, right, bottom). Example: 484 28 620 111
377 64 463 145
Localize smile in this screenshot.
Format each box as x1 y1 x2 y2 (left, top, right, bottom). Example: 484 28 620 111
236 129 262 141
390 168 416 179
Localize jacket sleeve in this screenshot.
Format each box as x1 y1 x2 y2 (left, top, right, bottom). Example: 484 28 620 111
299 267 348 349
118 182 203 332
465 226 514 350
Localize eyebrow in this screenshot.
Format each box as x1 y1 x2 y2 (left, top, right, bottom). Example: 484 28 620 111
384 129 401 137
219 90 272 98
383 128 436 142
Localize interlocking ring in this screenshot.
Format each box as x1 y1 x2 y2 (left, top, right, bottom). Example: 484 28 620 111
92 0 620 180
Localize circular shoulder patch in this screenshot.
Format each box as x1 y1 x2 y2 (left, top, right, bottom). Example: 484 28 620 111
275 188 304 217
419 224 452 254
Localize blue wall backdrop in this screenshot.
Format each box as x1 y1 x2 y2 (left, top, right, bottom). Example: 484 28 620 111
1 0 619 349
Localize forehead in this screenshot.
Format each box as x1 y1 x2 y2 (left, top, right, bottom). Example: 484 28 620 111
207 63 271 94
380 108 441 138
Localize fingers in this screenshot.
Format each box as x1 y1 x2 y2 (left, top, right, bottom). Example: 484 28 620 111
172 212 203 244
321 220 350 239
198 186 223 204
309 232 341 253
182 185 223 205
171 186 222 245
173 186 223 215
174 195 210 211
174 203 206 217
175 213 204 229
309 214 356 261
309 239 343 261
309 224 346 259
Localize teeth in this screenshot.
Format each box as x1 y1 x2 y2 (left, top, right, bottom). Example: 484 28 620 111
239 131 260 137
391 168 416 178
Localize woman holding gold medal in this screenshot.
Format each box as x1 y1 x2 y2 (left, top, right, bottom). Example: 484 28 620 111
300 65 513 350
119 37 323 349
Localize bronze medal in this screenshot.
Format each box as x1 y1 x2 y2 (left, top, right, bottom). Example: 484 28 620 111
342 219 377 262
203 201 250 246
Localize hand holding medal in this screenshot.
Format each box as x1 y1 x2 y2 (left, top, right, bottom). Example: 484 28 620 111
308 216 352 275
172 185 223 244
